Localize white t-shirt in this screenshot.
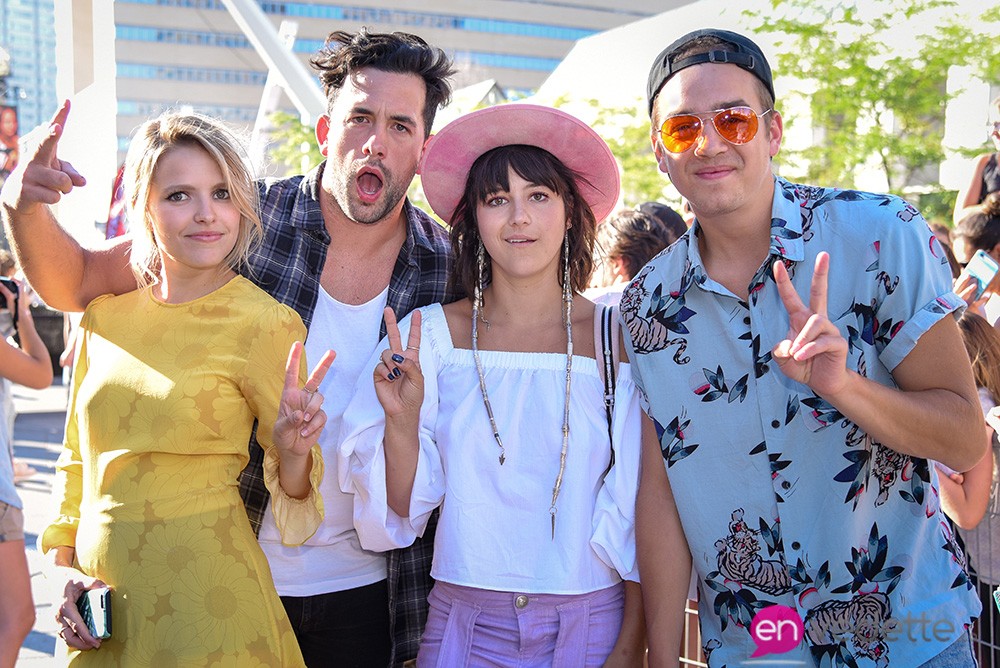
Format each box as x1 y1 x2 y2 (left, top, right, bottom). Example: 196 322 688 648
339 303 642 594
257 286 389 596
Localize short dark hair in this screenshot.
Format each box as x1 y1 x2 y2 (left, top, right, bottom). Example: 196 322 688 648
310 29 455 137
597 208 679 280
651 35 775 127
448 145 597 299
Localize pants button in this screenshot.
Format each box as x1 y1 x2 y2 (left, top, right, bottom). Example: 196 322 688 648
514 595 529 609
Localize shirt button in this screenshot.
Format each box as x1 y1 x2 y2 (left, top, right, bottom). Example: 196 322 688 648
514 595 529 609
771 420 780 429
743 317 751 325
781 481 791 490
791 541 801 550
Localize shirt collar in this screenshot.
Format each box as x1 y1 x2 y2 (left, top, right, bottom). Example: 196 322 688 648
684 175 806 271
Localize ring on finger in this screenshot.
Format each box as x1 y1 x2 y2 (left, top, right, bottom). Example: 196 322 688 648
407 346 419 351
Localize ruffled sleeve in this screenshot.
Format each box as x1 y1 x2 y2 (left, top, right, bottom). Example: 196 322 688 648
240 301 324 546
338 307 446 553
591 361 642 582
40 300 101 553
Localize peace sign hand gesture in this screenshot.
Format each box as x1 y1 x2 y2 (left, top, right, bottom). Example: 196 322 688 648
274 341 335 458
771 252 850 398
0 100 86 216
374 307 423 420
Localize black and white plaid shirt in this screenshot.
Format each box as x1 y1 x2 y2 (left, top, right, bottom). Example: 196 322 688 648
236 163 456 666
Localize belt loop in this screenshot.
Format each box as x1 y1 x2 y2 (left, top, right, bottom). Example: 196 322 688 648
435 598 481 668
551 598 590 667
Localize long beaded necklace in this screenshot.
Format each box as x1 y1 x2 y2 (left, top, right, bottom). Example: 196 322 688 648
471 237 573 539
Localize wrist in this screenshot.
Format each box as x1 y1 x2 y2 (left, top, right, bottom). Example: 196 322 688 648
817 367 858 408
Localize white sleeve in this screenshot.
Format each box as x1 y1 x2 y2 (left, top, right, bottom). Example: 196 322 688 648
337 311 446 553
590 363 642 582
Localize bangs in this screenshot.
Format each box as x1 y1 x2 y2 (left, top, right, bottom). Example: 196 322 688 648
467 145 567 203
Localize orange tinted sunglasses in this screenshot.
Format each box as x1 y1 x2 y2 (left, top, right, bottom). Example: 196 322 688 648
658 106 772 153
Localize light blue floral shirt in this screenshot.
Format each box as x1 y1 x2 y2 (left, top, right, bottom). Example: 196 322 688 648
621 177 980 667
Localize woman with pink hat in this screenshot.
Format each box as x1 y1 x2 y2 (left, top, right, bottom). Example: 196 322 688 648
339 104 655 666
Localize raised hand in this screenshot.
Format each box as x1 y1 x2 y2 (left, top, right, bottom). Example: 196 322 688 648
274 341 335 457
0 100 86 215
771 252 850 398
373 307 423 419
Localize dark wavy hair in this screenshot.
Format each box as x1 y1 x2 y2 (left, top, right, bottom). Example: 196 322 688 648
310 29 455 137
448 145 597 299
595 208 678 281
955 192 1000 256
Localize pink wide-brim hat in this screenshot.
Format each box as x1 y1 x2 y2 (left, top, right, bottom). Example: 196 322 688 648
419 103 621 225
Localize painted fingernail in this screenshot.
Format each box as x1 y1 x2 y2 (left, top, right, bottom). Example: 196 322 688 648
303 412 312 422
391 367 401 378
391 353 405 364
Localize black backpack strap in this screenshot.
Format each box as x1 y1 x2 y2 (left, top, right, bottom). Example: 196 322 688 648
595 304 620 475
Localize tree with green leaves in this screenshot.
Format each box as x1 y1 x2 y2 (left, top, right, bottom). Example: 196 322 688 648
746 0 1000 203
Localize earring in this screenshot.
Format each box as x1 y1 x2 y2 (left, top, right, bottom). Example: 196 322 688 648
562 233 572 326
475 240 491 329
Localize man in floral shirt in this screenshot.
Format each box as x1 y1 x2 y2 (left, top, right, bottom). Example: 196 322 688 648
626 28 986 667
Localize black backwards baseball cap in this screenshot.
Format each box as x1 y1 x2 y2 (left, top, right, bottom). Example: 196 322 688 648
646 28 775 116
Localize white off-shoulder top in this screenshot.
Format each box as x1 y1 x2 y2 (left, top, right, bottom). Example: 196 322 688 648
338 303 641 595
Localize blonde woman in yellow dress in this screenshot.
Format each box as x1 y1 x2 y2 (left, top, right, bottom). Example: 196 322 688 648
19 109 333 665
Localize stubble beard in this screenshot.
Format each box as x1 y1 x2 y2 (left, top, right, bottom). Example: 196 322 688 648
329 160 410 226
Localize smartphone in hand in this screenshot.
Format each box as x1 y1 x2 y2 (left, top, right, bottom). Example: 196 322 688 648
76 587 111 640
959 249 1000 302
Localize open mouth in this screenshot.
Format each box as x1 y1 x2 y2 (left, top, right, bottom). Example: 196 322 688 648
357 168 384 202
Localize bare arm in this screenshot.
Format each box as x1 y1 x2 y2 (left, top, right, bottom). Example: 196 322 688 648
773 253 984 472
637 413 690 668
952 153 989 224
0 101 137 311
937 427 994 530
0 281 52 388
604 581 646 667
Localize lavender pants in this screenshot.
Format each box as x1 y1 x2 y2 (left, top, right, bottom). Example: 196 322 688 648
416 581 625 668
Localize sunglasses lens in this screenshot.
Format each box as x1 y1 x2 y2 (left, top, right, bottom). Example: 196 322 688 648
660 115 702 153
713 107 759 145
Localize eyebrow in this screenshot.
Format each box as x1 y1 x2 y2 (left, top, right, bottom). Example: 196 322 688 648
669 99 753 116
351 106 419 128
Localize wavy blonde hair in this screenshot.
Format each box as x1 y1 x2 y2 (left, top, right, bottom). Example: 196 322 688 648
124 112 261 288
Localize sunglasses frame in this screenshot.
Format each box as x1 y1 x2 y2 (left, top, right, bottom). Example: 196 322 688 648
658 106 773 154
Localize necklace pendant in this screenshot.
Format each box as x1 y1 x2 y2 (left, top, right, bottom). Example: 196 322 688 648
551 513 556 540
499 453 505 465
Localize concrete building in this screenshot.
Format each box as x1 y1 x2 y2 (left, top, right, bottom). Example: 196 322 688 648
0 0 57 132
109 0 684 155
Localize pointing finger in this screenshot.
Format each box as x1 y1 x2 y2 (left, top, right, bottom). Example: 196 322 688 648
304 350 336 393
284 341 304 393
809 252 830 317
384 307 402 352
406 309 422 353
773 259 806 316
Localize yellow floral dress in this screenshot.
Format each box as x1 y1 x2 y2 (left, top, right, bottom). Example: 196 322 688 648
42 276 324 666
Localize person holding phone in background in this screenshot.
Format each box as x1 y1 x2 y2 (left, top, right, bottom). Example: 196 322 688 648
10 111 333 664
954 193 1000 324
0 273 52 667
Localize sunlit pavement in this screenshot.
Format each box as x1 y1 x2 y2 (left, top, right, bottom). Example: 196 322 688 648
13 381 69 666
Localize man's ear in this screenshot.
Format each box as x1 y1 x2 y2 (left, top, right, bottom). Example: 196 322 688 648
416 134 434 175
315 115 331 157
651 131 670 175
768 111 783 159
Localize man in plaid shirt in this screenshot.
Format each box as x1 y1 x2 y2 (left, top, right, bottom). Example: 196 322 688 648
2 28 457 668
